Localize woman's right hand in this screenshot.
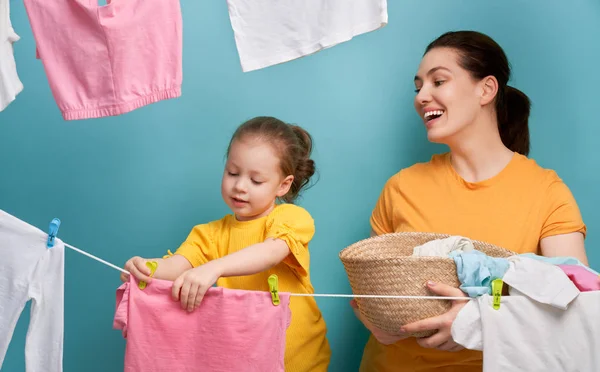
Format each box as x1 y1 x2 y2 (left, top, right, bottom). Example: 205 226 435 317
350 299 409 345
121 256 153 283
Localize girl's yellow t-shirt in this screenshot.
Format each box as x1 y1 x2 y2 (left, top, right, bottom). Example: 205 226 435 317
361 152 586 372
174 203 331 372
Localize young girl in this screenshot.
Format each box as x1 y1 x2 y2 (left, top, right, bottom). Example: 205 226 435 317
121 116 331 371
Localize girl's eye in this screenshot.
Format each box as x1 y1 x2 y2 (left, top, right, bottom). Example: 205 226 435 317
252 180 263 185
434 80 445 87
228 172 238 176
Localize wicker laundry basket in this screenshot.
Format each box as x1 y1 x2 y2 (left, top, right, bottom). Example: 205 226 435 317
339 232 514 338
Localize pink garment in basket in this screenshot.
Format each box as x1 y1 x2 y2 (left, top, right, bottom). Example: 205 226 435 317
23 0 182 120
559 264 600 292
113 277 291 372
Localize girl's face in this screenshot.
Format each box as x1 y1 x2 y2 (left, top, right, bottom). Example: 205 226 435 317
221 138 293 221
413 47 486 145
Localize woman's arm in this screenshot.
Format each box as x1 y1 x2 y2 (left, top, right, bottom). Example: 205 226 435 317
540 232 589 266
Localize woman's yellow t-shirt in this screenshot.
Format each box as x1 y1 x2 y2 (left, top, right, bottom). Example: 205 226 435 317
174 203 331 372
361 152 586 372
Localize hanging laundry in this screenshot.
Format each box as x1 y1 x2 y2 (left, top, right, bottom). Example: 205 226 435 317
412 236 474 256
558 264 600 292
226 0 388 72
0 0 23 112
0 210 64 372
22 0 182 121
448 250 510 297
114 277 291 372
451 257 599 371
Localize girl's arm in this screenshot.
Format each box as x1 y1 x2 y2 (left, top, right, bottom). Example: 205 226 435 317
171 238 290 312
121 254 193 283
213 238 290 277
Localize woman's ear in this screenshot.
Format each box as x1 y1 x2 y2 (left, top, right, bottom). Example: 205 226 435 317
480 75 498 106
277 175 294 197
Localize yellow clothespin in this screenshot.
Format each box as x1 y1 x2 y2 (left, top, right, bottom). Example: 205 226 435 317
138 261 158 290
491 278 503 310
268 274 280 306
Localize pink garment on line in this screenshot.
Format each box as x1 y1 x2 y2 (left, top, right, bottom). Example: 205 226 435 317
23 0 182 121
113 277 291 372
559 264 600 292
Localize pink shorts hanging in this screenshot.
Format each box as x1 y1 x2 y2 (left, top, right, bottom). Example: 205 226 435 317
113 277 291 372
23 0 183 121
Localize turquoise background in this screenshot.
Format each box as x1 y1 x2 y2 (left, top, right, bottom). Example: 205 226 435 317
1 0 599 371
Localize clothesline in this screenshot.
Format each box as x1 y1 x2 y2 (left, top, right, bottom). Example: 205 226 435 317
63 241 470 301
64 243 129 274
290 293 470 300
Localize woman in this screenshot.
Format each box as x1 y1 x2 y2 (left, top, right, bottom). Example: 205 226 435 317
352 30 589 371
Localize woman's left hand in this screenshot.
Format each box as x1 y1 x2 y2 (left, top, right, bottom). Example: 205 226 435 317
400 281 468 352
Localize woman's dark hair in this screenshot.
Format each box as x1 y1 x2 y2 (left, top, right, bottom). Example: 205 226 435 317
425 31 531 155
227 116 316 203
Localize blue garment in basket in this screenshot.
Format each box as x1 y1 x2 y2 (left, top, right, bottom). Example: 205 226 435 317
449 250 510 297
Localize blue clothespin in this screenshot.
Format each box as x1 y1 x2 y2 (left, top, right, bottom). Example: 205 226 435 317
47 218 61 248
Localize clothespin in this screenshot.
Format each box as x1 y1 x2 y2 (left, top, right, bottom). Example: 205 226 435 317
491 278 503 310
138 261 158 290
268 274 280 306
47 218 61 248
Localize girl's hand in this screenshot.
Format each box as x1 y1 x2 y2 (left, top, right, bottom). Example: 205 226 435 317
171 261 223 312
400 281 468 352
121 256 153 283
350 299 409 345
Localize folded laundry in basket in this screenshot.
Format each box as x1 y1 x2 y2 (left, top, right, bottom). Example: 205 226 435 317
412 235 475 257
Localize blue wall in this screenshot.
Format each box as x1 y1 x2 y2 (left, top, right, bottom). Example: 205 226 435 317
1 1 599 370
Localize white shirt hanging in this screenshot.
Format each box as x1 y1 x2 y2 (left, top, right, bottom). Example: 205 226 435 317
226 0 388 72
0 210 64 372
0 0 23 112
451 256 600 372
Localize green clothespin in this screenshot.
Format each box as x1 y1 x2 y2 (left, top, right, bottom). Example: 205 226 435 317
268 274 280 306
492 278 503 310
138 261 158 290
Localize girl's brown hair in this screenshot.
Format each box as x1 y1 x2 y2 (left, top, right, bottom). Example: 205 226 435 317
227 116 316 203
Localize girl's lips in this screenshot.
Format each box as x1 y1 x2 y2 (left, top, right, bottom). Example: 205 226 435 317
231 197 248 206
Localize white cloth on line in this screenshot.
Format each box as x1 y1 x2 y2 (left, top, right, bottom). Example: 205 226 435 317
503 255 580 309
226 0 388 72
451 292 600 372
450 256 599 372
0 0 24 112
412 236 474 257
0 209 64 372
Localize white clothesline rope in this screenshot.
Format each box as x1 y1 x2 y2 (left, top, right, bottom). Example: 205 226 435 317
64 242 129 275
62 241 470 301
290 293 471 301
